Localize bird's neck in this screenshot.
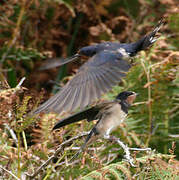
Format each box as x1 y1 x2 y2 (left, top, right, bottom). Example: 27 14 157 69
120 100 130 114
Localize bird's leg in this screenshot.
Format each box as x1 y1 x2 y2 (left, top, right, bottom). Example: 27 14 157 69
107 135 136 167
69 129 95 163
69 148 83 163
69 138 88 163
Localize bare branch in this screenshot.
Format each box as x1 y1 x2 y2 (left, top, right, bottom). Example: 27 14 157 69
26 131 90 179
5 124 18 145
108 136 151 167
0 165 20 180
129 148 151 151
16 77 26 89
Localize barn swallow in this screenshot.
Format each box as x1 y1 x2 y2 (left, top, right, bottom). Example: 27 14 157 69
33 20 163 115
53 91 137 159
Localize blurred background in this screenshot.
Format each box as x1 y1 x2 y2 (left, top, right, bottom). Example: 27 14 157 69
0 0 178 179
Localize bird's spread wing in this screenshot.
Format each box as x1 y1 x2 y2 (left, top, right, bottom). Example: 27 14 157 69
33 50 131 114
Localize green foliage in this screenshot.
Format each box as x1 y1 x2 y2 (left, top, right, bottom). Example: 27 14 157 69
0 46 45 87
169 13 179 49
0 46 44 62
81 154 178 180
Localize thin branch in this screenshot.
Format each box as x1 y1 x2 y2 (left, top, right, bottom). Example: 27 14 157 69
168 134 179 138
108 136 135 167
26 131 90 179
133 101 148 106
0 77 26 97
149 51 179 70
140 57 153 146
56 159 80 167
0 165 20 180
64 146 102 151
108 136 151 167
129 148 151 151
5 124 18 145
16 77 26 89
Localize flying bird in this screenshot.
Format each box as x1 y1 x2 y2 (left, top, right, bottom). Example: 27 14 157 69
33 20 163 115
53 91 137 159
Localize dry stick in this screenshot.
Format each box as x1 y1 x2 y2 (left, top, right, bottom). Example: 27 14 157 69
26 131 90 179
168 134 179 138
16 77 26 89
110 136 135 167
129 148 151 151
0 165 20 180
5 124 18 145
140 57 152 146
108 136 151 167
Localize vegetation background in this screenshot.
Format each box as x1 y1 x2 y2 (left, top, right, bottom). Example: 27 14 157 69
0 0 178 179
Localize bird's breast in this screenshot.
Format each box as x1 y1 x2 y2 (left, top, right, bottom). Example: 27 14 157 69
96 103 127 137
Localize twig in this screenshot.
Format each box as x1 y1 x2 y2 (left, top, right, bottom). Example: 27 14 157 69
168 134 179 138
133 101 148 106
26 131 90 179
140 57 153 146
149 51 179 70
0 36 18 64
56 159 80 167
64 146 102 151
108 136 151 167
0 165 20 180
129 148 151 151
0 77 26 97
5 124 18 145
108 136 135 167
16 77 26 89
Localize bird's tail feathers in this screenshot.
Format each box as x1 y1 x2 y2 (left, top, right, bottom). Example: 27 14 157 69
132 18 164 54
141 18 164 49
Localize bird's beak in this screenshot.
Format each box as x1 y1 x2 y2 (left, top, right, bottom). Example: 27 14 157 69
126 93 137 104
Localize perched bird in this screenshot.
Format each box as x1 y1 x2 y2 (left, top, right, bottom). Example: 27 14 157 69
53 91 137 158
33 20 163 115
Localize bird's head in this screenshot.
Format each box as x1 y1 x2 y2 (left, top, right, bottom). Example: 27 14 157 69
116 91 137 105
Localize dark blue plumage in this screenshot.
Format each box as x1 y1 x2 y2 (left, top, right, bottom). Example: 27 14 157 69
78 41 139 57
33 20 163 114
